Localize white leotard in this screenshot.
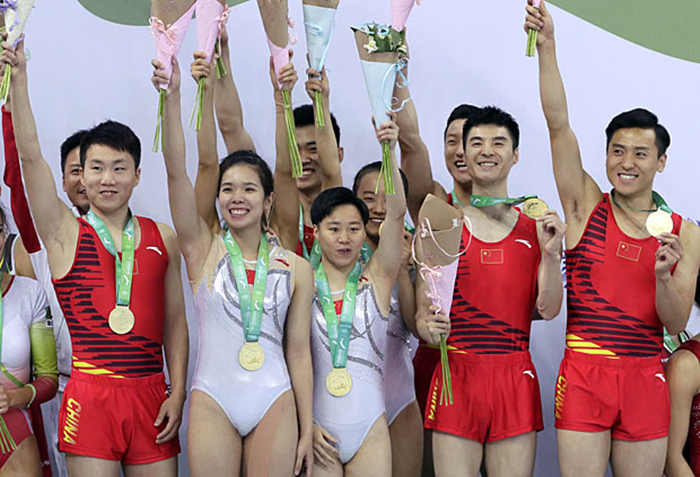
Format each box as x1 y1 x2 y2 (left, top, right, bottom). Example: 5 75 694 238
192 235 294 437
311 273 388 463
1 276 49 389
384 286 418 425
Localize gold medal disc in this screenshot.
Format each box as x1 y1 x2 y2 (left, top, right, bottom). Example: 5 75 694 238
326 368 353 397
378 222 385 237
239 342 265 371
522 198 549 219
108 306 135 335
646 210 673 237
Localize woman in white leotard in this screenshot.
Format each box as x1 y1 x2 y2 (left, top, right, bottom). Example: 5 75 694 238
153 54 314 476
311 119 406 477
353 163 423 477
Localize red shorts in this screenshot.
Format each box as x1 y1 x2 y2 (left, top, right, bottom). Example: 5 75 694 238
0 407 33 469
554 349 669 441
58 371 180 464
424 351 543 443
413 343 441 419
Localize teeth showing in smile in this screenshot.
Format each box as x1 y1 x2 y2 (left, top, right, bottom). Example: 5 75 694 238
370 219 383 223
619 173 636 180
455 161 467 169
230 209 248 216
478 161 497 167
302 169 314 177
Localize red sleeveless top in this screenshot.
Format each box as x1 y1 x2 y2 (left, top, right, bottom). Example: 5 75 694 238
448 212 541 354
53 217 169 378
565 194 682 358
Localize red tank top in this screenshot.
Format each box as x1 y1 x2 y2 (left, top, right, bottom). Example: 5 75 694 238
676 340 700 474
566 194 682 358
54 217 169 378
448 212 541 354
295 224 316 259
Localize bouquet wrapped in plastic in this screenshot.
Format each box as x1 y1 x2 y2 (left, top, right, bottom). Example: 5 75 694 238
190 0 229 130
150 0 196 151
526 0 542 57
352 22 408 194
414 195 471 406
302 0 339 129
0 0 35 103
259 0 302 178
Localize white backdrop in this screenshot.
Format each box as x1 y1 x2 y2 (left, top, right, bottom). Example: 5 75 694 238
6 1 700 475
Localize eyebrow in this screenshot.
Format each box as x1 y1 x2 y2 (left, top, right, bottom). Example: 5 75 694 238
611 143 651 151
326 220 363 225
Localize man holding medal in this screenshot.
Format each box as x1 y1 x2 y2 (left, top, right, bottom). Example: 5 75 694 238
310 117 405 476
1 37 189 477
417 106 565 477
526 2 700 476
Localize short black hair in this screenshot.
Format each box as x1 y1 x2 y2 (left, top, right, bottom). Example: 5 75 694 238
79 121 141 169
294 104 341 145
444 104 481 140
605 108 670 157
218 150 274 197
311 187 369 226
60 129 88 176
462 105 520 151
352 161 409 199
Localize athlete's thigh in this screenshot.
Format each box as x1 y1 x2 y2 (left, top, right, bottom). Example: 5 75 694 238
65 453 121 477
389 401 423 477
243 390 298 477
610 437 667 477
483 431 536 477
432 431 483 477
313 458 344 477
346 416 391 477
1 434 41 477
557 429 610 477
124 456 177 477
187 390 243 477
422 429 435 477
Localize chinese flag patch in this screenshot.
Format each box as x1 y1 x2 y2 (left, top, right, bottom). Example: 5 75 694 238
481 249 504 265
616 242 641 262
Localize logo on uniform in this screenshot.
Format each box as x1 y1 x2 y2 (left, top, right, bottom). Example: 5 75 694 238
616 242 642 262
480 249 504 265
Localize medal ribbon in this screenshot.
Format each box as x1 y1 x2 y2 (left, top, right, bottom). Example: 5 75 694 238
299 202 322 269
315 261 362 369
450 190 465 209
610 190 673 214
469 193 537 208
85 211 135 308
224 231 269 343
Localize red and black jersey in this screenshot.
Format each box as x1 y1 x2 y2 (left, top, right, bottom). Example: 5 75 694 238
53 217 169 378
565 194 682 358
448 212 541 354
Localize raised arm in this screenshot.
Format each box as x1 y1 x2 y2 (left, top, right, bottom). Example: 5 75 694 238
154 58 212 274
527 0 601 227
368 119 407 300
665 348 700 477
306 68 342 189
214 28 255 154
268 55 301 251
191 53 221 231
393 58 433 222
2 38 78 269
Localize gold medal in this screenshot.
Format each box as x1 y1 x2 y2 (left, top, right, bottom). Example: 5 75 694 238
378 222 385 237
108 306 135 335
646 210 673 237
326 368 353 397
522 198 549 219
239 342 265 371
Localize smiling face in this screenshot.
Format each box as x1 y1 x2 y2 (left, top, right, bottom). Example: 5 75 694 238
218 164 273 231
464 124 519 186
315 204 366 270
80 144 140 214
62 146 89 213
444 118 471 186
606 128 666 197
356 170 385 244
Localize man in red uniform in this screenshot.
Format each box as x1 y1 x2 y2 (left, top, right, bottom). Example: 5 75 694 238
418 106 566 477
526 2 700 476
1 37 189 477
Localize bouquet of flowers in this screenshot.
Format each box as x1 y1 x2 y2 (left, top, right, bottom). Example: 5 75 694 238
352 22 408 195
259 0 302 178
150 0 196 151
0 0 34 103
391 0 420 32
302 0 339 129
190 0 230 130
526 0 541 57
414 195 471 406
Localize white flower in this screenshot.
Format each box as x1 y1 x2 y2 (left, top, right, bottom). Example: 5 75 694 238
364 37 378 53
